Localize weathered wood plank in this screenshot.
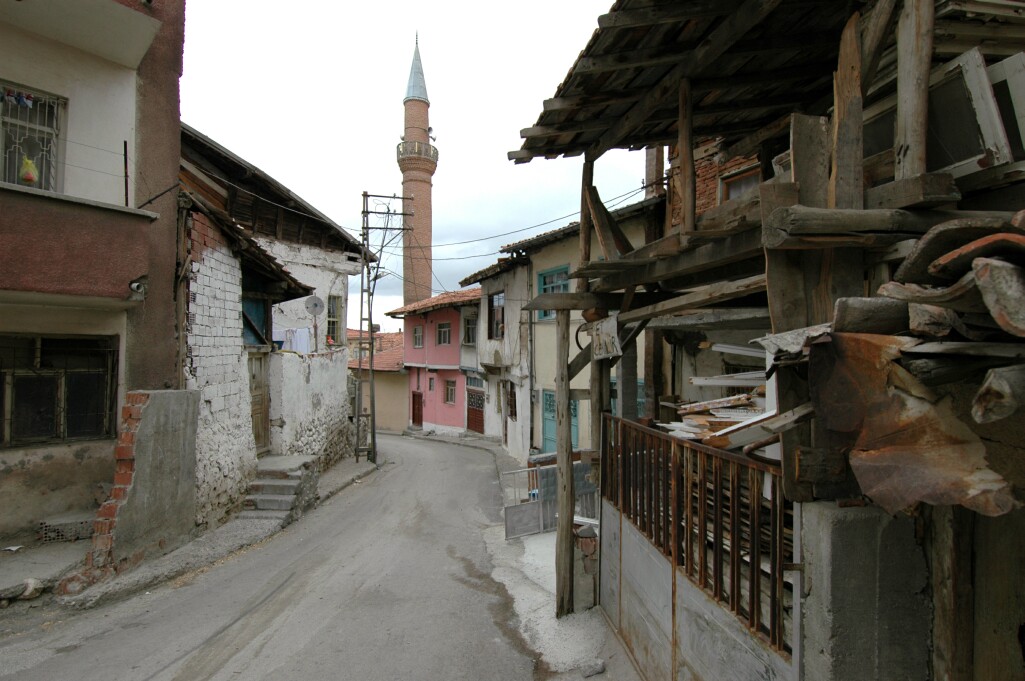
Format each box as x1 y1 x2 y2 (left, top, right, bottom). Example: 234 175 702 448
648 307 770 330
579 160 594 293
586 185 633 261
524 291 674 312
833 297 909 333
864 173 961 209
861 0 899 94
695 190 762 232
895 0 935 179
829 12 864 210
617 274 766 323
555 310 574 617
679 79 696 235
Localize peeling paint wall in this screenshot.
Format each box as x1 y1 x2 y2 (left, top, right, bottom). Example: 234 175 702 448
269 350 354 468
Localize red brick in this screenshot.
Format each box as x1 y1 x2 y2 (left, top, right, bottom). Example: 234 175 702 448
97 502 118 518
115 459 134 474
126 392 150 406
110 486 128 500
120 405 143 422
113 471 133 486
92 533 112 552
117 431 135 446
114 444 135 460
93 519 114 534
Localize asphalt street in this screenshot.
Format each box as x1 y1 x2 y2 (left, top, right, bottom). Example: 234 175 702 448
0 435 549 680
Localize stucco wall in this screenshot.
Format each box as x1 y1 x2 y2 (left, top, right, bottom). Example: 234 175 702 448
356 370 407 433
413 367 466 434
184 215 256 527
256 238 359 351
269 350 354 468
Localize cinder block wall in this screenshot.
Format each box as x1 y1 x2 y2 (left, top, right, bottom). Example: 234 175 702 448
185 213 256 527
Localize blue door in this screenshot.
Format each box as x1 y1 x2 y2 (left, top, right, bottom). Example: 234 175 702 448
541 389 578 453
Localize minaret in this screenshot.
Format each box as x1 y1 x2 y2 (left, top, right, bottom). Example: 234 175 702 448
397 37 438 305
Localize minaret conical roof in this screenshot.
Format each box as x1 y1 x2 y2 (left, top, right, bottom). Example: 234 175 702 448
404 40 429 105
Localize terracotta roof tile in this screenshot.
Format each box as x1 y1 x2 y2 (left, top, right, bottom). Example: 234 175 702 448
385 287 481 318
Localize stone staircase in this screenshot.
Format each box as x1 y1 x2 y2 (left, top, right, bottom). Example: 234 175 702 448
239 455 319 527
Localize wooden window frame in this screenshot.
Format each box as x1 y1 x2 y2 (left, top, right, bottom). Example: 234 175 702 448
488 292 505 340
718 165 761 205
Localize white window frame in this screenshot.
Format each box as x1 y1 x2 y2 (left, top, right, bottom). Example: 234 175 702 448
437 322 451 345
0 80 65 193
444 380 456 404
326 295 342 345
463 316 477 346
412 325 423 349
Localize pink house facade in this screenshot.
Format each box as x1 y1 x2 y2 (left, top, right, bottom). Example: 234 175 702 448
386 289 481 435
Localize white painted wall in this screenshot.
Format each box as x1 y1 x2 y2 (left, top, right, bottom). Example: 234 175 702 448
0 24 137 206
257 239 360 352
268 350 354 468
184 240 256 528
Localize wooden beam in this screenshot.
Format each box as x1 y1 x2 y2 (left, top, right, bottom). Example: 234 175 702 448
723 113 793 161
579 160 594 293
648 307 770 330
590 0 784 159
895 0 935 179
864 173 961 209
597 1 736 28
679 79 696 235
829 12 864 210
617 274 766 323
860 0 898 95
585 185 634 260
524 291 674 312
555 310 574 617
927 506 975 681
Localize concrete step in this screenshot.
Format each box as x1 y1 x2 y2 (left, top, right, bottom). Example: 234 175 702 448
244 494 295 511
248 478 300 496
256 455 317 480
237 509 289 524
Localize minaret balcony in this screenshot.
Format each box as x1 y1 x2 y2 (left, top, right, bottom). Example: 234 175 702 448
396 140 439 164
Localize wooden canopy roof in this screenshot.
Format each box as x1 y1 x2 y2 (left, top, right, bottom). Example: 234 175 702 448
510 0 853 164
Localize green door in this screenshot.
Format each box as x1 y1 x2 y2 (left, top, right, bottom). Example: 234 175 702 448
541 389 578 453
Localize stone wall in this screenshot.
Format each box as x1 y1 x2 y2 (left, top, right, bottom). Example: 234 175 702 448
269 350 354 468
185 213 256 527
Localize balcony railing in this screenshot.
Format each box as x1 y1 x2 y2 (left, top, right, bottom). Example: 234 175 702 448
396 140 438 164
602 414 795 655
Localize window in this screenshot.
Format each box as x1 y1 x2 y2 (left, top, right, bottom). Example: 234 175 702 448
466 374 484 389
412 325 423 348
428 377 435 391
537 267 570 320
242 297 271 347
1 81 64 192
507 382 517 421
445 380 456 404
437 322 451 345
719 166 760 204
488 292 505 340
0 335 116 448
463 316 477 345
326 296 342 345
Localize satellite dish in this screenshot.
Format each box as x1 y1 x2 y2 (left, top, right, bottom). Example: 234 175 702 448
305 296 325 316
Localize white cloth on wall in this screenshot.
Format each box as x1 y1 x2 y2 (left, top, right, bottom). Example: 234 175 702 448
277 327 313 353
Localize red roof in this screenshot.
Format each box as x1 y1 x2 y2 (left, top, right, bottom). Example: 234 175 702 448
385 287 481 318
348 331 405 372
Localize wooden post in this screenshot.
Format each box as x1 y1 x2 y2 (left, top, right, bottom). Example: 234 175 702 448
579 159 595 294
555 310 575 617
646 145 665 198
927 505 974 681
644 328 665 421
620 340 638 420
678 79 696 238
895 0 934 180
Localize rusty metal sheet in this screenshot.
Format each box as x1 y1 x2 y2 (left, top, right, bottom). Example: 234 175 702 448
810 333 1019 516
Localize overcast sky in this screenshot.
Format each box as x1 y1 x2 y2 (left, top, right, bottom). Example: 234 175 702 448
180 1 646 332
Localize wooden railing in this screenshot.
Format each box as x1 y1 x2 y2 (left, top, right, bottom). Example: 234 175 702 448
602 415 795 655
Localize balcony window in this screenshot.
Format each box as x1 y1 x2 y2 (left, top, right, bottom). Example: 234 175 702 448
1 82 64 192
1 335 117 448
463 316 477 345
488 292 505 340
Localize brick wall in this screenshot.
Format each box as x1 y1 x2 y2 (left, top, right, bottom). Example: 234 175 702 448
668 142 759 226
184 213 256 527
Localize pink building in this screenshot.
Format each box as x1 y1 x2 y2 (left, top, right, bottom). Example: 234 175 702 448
386 289 480 435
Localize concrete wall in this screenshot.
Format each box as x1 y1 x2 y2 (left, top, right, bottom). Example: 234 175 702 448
112 390 198 561
269 350 354 468
356 369 407 433
184 213 256 527
602 500 797 681
801 502 930 681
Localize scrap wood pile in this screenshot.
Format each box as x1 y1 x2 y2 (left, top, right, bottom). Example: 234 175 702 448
859 209 1025 424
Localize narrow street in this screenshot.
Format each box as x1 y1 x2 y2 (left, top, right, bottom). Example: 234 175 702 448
0 434 614 681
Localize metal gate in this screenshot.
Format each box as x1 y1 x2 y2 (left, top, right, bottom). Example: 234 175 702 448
501 461 598 539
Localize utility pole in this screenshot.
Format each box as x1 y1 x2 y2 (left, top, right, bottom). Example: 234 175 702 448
355 191 411 463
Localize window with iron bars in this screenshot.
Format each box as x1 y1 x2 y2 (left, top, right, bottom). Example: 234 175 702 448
0 335 117 448
1 81 64 192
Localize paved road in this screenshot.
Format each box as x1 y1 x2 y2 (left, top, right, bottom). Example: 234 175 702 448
0 435 548 681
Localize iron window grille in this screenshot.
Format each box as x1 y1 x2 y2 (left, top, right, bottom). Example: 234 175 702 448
0 335 117 448
1 81 64 192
